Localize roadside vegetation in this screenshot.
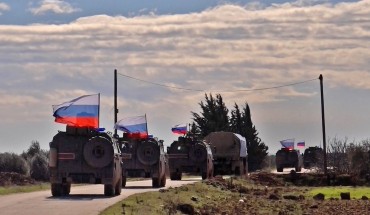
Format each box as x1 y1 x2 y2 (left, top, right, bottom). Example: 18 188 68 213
101 172 370 215
0 183 50 195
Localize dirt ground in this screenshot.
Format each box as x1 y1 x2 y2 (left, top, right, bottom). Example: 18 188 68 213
195 172 370 215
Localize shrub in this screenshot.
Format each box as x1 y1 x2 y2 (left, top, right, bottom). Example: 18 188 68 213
0 152 29 176
30 154 49 181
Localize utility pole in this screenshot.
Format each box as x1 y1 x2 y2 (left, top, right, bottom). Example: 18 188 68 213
114 69 118 137
319 74 327 175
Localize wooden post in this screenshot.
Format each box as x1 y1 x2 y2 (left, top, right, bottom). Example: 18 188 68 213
319 74 327 175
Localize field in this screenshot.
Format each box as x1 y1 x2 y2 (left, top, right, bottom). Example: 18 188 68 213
101 172 370 215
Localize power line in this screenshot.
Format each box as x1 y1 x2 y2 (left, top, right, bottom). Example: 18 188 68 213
117 72 318 93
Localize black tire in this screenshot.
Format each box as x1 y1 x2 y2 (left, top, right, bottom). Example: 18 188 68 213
51 183 62 197
137 140 160 166
104 184 115 196
170 172 177 180
122 175 127 188
210 167 214 178
277 166 283 172
295 163 302 172
160 173 166 187
177 172 182 180
62 183 71 195
190 143 207 163
84 136 114 168
115 177 122 195
152 178 160 188
202 171 207 180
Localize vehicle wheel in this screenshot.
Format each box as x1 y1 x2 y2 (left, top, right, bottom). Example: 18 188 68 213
104 184 115 196
51 183 62 197
152 178 160 188
160 173 166 187
277 167 283 172
208 167 214 179
170 172 176 180
234 167 240 176
62 183 71 195
177 172 182 180
202 171 207 180
295 164 302 172
137 140 160 166
122 175 127 188
84 136 114 168
115 177 122 195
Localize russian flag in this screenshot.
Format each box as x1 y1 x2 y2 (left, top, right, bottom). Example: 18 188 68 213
52 94 99 128
115 115 148 139
171 124 187 135
297 141 305 147
280 139 294 149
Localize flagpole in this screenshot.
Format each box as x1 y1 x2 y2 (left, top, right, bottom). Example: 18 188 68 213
145 114 148 137
98 93 100 128
114 69 118 136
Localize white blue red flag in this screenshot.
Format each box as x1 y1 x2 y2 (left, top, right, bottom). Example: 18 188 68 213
280 139 294 149
171 124 187 135
297 141 305 148
115 115 148 139
52 94 99 128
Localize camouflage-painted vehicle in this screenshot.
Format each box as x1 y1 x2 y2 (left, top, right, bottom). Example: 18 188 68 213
303 146 323 169
204 132 248 176
119 136 166 188
167 136 213 180
275 148 303 172
49 126 122 196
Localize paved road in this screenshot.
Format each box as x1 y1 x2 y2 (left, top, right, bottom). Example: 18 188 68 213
271 167 315 174
0 178 200 215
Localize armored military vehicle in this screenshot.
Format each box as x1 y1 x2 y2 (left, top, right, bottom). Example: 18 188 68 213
119 135 166 188
303 146 323 169
275 148 303 172
204 132 248 176
49 126 122 196
167 136 213 180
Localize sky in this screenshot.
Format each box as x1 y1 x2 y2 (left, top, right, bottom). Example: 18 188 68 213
0 0 369 154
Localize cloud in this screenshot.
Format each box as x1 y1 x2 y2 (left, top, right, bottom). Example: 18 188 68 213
0 1 370 152
0 2 10 15
30 0 80 15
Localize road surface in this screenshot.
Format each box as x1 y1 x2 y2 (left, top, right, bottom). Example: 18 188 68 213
271 167 315 174
0 178 200 215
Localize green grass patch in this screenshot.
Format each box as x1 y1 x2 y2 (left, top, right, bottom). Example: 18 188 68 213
309 186 370 199
101 182 236 215
0 183 50 195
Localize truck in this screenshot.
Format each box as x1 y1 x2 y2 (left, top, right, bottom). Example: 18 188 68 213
167 136 213 180
303 146 323 169
119 135 166 188
204 131 248 176
49 126 122 196
275 148 303 172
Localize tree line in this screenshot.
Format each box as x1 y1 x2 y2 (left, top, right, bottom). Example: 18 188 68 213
0 141 49 181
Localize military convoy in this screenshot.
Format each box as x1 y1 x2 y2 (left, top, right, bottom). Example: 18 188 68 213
204 132 248 176
49 126 122 196
49 125 250 197
119 135 166 188
167 136 213 180
275 148 303 172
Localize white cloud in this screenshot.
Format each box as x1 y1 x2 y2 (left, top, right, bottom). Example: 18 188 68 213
0 1 370 152
0 2 10 15
30 0 80 15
